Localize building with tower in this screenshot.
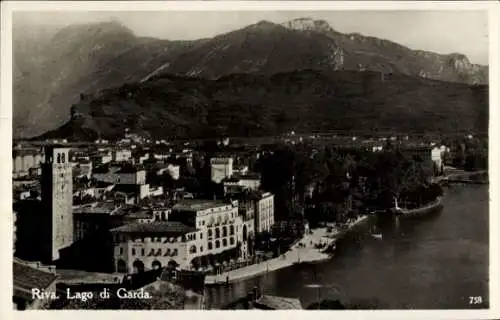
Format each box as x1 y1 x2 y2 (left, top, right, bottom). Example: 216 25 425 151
40 145 74 261
15 145 74 263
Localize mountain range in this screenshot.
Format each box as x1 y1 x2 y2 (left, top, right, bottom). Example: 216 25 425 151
13 18 489 139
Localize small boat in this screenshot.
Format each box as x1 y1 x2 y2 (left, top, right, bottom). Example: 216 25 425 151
370 225 383 240
371 233 383 240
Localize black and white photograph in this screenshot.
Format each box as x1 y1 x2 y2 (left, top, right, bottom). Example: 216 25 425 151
3 0 498 316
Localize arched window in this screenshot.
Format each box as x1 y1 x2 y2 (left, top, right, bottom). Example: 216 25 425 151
61 153 66 163
116 259 127 273
200 246 203 252
223 239 227 247
56 153 61 164
208 242 213 250
230 237 235 245
152 260 162 270
222 226 228 237
208 229 213 238
230 225 235 235
132 260 145 273
190 245 197 254
215 228 220 238
215 240 220 249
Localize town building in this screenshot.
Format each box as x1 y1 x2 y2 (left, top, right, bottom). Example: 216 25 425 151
73 160 93 179
73 202 123 242
113 149 132 162
235 197 256 260
93 163 146 185
222 174 261 195
92 149 113 165
12 148 44 178
210 157 233 183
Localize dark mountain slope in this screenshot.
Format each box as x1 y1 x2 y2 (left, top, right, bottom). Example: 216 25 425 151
40 70 488 141
13 21 199 138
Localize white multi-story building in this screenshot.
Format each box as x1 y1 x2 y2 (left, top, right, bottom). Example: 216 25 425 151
432 146 444 174
170 199 244 256
111 199 244 272
210 157 233 183
254 192 275 234
113 149 132 162
111 221 198 272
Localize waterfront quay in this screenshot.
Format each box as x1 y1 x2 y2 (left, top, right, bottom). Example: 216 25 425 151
205 215 371 285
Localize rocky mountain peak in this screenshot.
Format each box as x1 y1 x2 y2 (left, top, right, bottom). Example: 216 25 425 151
446 53 473 72
281 17 334 33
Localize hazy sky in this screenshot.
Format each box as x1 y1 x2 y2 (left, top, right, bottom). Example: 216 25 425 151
14 10 489 64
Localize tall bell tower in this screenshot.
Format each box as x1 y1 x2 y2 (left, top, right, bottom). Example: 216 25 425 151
41 145 73 261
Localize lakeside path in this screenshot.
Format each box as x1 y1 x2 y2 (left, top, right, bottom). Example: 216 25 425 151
204 215 370 285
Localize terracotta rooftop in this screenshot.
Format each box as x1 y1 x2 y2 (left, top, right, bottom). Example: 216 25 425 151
13 259 58 302
173 199 233 212
255 295 303 310
110 221 197 235
56 269 124 284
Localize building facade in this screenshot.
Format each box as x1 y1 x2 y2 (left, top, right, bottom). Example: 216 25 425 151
210 157 233 183
223 175 261 195
254 192 275 234
170 200 244 265
111 221 200 272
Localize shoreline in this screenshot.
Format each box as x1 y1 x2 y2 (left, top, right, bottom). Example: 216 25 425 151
204 215 370 285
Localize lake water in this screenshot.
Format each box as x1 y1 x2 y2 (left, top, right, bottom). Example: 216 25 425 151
206 185 489 309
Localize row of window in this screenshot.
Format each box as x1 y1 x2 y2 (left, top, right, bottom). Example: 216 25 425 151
208 225 235 238
124 247 179 257
196 211 238 227
56 153 67 164
116 235 186 243
207 237 235 250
